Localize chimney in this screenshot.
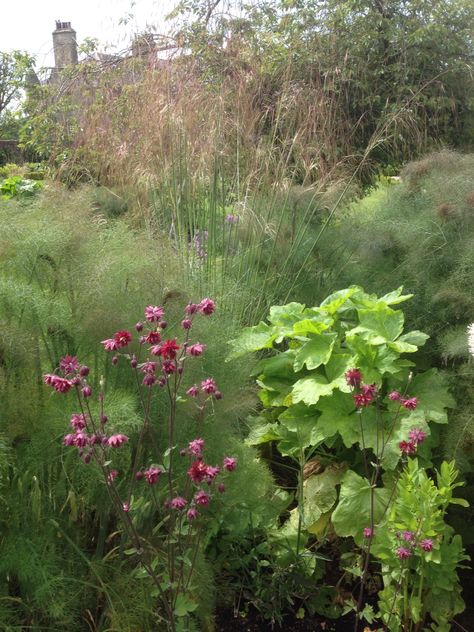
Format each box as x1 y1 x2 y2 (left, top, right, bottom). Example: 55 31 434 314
52 21 78 69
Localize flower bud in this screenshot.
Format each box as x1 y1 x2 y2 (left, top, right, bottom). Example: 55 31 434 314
82 385 92 398
112 356 118 365
79 365 90 377
135 322 144 332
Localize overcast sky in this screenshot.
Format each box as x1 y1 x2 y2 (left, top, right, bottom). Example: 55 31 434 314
0 0 176 68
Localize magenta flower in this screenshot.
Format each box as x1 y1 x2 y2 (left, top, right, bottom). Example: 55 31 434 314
170 496 187 510
399 440 417 455
402 397 418 410
182 319 193 330
140 361 157 374
194 490 210 506
79 365 90 376
113 330 132 348
396 546 412 560
187 343 206 357
90 433 102 445
362 384 377 397
108 434 129 448
162 360 177 374
145 305 165 322
201 378 217 394
408 428 426 444
188 460 210 483
420 539 433 552
135 322 144 332
199 298 215 315
101 338 120 351
185 303 199 315
345 369 362 388
223 457 237 471
43 374 73 393
70 413 86 431
144 465 162 485
130 355 138 368
363 527 374 539
389 390 401 401
60 355 79 374
160 338 180 359
187 385 199 397
218 482 226 493
402 531 415 543
145 330 161 344
81 385 92 398
187 507 199 520
188 438 205 456
107 470 118 484
122 502 130 512
63 433 76 446
73 432 89 447
354 393 372 408
142 373 156 387
226 213 239 224
205 465 220 482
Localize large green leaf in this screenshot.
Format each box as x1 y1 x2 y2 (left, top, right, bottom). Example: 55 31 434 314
313 390 359 447
292 318 333 337
278 403 321 450
332 470 392 538
253 350 295 378
293 333 338 371
245 418 282 446
356 304 404 342
268 302 306 325
292 375 337 405
303 463 347 528
410 369 456 424
319 287 359 314
378 287 413 306
258 375 293 407
227 321 276 359
324 353 354 384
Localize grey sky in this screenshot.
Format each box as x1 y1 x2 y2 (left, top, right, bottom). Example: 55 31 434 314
0 0 176 68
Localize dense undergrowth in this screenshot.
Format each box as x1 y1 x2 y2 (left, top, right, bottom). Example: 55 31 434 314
0 149 472 630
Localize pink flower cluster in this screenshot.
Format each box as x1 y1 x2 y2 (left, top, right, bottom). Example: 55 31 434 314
394 530 434 559
44 355 92 396
96 299 216 386
186 378 222 400
63 410 129 462
388 391 418 410
399 428 427 455
345 370 378 408
136 438 236 521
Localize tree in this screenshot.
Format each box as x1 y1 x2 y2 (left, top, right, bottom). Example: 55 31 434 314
0 51 35 119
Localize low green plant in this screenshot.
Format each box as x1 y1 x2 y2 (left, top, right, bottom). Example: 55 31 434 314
228 286 466 627
372 459 469 632
0 174 42 199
